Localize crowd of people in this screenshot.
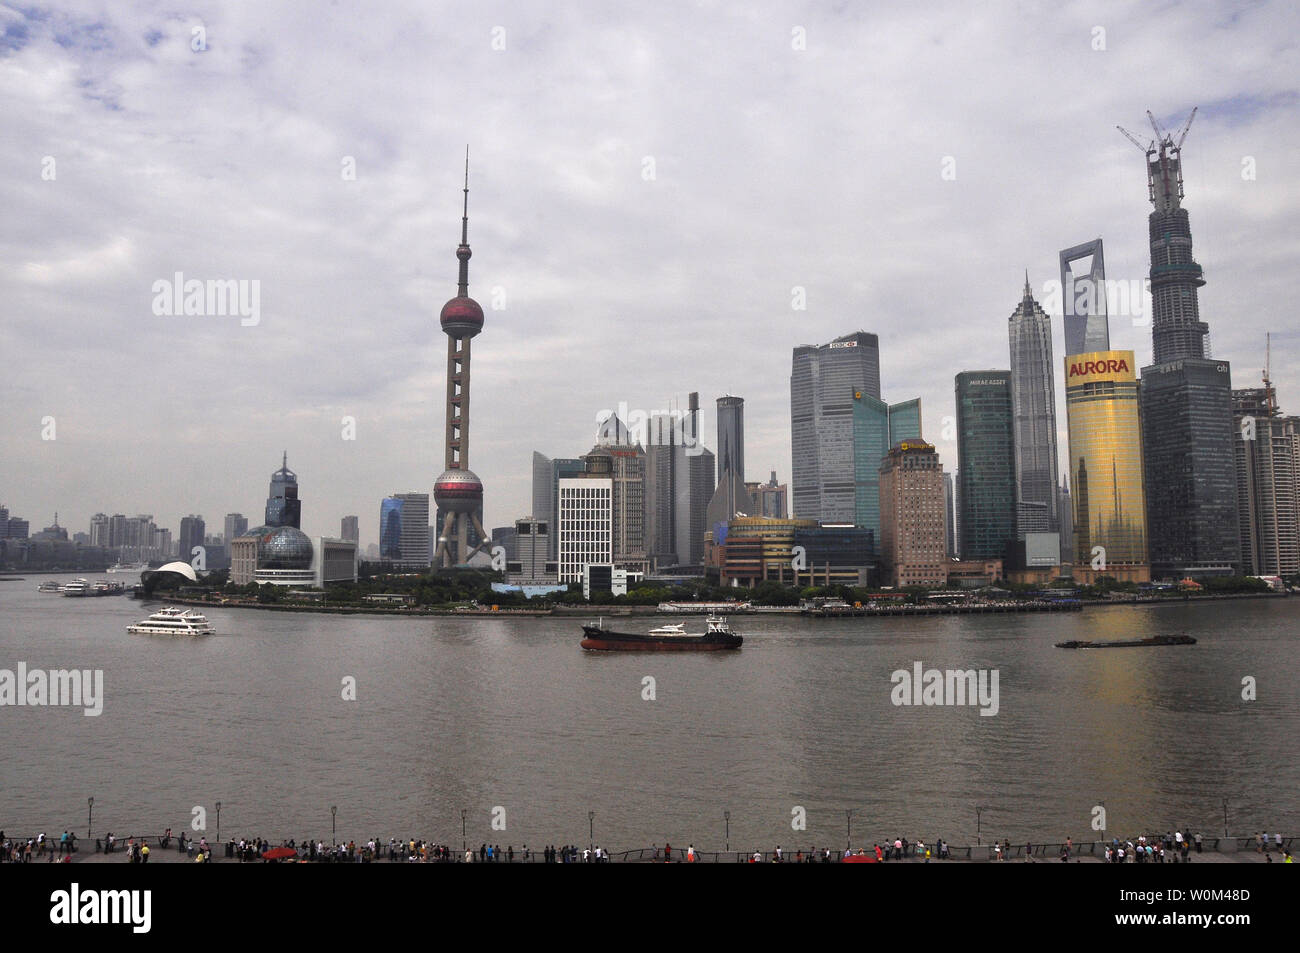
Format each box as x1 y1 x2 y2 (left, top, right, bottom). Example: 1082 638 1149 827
0 825 1291 863
0 830 80 862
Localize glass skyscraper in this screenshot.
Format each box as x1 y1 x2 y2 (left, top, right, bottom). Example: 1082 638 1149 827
1064 351 1148 580
381 493 430 568
1140 360 1240 576
379 497 403 560
1060 239 1110 357
852 391 921 539
264 452 301 528
954 371 1017 561
1008 277 1060 537
790 331 882 523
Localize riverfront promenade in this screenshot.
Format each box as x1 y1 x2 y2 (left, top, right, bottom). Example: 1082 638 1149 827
151 589 1289 619
16 836 1294 864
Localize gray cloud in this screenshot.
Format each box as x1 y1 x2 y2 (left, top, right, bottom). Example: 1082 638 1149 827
2 1 1297 545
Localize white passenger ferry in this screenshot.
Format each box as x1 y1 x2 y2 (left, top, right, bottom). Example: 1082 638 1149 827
127 606 214 636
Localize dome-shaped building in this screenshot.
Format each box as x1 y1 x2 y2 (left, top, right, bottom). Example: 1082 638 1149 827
246 525 314 570
245 522 317 586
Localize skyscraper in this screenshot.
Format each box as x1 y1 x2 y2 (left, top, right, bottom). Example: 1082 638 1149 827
1122 108 1241 577
558 460 613 583
1060 239 1109 356
707 396 756 542
433 153 489 568
340 515 359 543
879 441 947 587
1059 479 1074 565
264 453 301 528
225 513 249 548
1232 385 1298 577
791 331 882 522
943 472 956 559
381 493 431 569
1008 276 1060 537
851 391 921 539
756 472 788 519
1064 351 1148 582
954 372 1017 561
586 443 648 573
644 395 715 568
716 395 746 487
178 515 205 562
531 452 553 532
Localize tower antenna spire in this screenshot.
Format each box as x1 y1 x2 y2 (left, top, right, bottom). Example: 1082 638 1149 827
457 146 471 297
461 146 469 245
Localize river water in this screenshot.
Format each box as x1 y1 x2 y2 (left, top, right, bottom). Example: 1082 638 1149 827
1 580 1296 851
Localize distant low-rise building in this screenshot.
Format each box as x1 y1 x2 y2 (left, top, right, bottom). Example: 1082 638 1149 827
947 559 1004 588
791 524 875 587
718 517 817 588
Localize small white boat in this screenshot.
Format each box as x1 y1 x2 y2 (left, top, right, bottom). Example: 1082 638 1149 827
37 580 62 592
127 606 214 636
62 578 91 596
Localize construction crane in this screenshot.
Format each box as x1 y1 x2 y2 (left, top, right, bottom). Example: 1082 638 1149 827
1174 106 1197 149
1116 123 1156 202
1116 124 1154 154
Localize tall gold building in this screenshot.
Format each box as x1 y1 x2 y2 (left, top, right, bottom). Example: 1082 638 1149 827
1064 350 1150 583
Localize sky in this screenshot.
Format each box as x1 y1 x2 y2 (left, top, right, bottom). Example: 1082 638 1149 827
3 0 1298 548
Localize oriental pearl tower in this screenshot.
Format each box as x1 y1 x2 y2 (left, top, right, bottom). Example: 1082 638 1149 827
433 151 489 567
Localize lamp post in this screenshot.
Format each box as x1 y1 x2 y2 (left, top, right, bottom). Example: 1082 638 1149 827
1222 798 1228 840
724 810 730 853
461 809 467 854
215 801 221 842
331 805 337 845
976 805 990 846
588 811 595 853
87 797 93 838
846 809 855 851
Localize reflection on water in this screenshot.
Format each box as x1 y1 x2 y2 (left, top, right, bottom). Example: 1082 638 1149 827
0 585 1296 849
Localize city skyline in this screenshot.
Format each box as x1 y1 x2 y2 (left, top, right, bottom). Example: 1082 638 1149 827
4 4 1299 544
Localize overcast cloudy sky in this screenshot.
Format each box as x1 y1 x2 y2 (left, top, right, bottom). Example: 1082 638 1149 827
3 0 1297 547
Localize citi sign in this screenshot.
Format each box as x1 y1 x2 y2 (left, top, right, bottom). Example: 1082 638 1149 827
1068 357 1130 378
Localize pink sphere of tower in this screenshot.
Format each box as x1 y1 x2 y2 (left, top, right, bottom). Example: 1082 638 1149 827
439 295 484 337
434 467 483 514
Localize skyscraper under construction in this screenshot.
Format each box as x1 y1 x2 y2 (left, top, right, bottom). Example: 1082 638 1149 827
1119 108 1240 577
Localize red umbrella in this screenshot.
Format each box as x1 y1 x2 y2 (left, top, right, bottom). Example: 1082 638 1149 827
840 853 877 863
263 846 297 861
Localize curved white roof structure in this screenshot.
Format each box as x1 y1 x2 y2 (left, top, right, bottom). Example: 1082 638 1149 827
153 561 198 582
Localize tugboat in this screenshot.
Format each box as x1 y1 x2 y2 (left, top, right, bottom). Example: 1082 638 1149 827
581 615 743 651
1055 634 1196 649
